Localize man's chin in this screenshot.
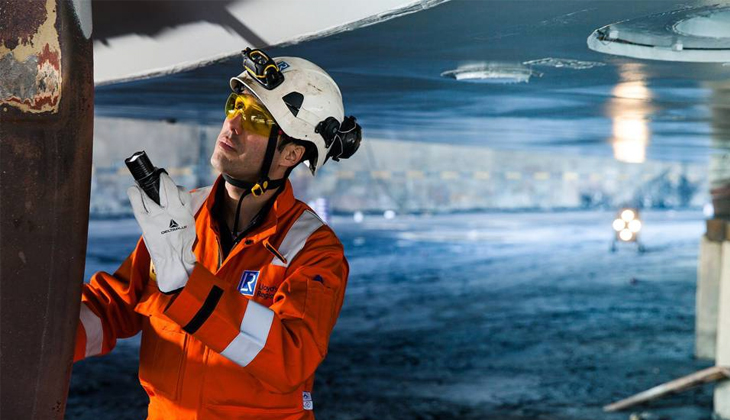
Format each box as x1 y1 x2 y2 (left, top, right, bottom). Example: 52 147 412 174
210 153 227 173
211 162 254 182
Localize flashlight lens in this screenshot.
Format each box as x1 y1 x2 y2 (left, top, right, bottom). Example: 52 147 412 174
621 210 635 222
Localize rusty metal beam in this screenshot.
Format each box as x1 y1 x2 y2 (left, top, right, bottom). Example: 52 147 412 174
0 0 94 419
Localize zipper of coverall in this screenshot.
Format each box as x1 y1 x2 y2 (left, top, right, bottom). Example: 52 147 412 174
216 187 283 270
229 186 283 251
215 210 251 269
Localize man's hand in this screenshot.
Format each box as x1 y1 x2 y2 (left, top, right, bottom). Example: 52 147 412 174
127 173 197 294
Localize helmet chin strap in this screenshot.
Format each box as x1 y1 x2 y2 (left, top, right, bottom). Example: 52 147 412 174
222 125 287 234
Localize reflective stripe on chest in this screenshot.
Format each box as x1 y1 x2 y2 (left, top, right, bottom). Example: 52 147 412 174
269 210 324 267
245 210 324 303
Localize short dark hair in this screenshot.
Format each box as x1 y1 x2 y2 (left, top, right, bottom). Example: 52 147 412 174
277 131 317 167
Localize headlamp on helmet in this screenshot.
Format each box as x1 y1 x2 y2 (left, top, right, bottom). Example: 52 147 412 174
241 48 284 90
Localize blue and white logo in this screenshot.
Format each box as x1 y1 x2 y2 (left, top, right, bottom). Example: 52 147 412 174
277 61 290 71
238 270 260 297
302 391 313 411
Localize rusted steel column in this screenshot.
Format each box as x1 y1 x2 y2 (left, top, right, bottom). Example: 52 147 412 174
0 1 93 419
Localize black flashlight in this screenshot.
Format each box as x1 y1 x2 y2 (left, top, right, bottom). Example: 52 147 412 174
125 151 167 206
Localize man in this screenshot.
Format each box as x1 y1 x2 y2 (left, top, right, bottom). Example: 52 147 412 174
73 48 362 419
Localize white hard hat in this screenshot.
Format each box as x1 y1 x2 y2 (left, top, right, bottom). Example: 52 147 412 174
230 56 345 174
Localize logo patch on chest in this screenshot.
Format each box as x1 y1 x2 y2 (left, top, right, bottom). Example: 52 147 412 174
237 270 260 296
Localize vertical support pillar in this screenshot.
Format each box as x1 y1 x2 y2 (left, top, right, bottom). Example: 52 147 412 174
716 239 730 419
0 1 93 419
697 221 725 360
706 72 730 420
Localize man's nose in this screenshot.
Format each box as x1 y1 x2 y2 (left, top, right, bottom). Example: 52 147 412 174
225 112 242 134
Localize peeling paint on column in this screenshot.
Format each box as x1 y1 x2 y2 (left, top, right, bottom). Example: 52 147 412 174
0 0 62 113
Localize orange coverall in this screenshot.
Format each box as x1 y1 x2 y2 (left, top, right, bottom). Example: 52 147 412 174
74 177 349 419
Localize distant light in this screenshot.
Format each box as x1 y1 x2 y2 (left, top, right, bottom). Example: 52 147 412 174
610 81 650 164
613 207 642 247
621 209 636 222
613 219 626 232
614 81 651 101
704 203 715 218
619 229 633 241
353 211 364 223
612 125 648 163
383 210 396 220
628 219 642 233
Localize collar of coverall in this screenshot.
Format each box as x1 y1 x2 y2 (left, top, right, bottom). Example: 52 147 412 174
203 175 296 244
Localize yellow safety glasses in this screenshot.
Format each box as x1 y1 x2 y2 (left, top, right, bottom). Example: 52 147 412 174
224 93 277 137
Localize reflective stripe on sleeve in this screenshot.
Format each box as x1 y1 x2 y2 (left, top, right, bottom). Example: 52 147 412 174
220 300 275 367
271 210 324 267
79 303 103 357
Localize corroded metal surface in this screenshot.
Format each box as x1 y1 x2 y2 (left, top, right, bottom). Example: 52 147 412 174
0 0 62 112
0 0 94 419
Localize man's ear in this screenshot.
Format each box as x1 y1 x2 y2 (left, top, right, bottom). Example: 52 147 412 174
280 142 306 168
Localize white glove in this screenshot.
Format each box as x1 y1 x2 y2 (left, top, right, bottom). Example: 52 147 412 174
127 172 197 294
